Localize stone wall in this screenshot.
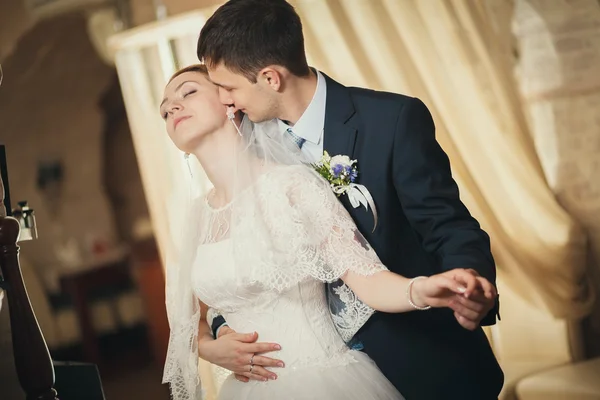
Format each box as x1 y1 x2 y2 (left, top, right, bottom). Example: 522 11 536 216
512 0 600 356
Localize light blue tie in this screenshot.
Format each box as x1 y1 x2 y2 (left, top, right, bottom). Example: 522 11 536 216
286 128 306 149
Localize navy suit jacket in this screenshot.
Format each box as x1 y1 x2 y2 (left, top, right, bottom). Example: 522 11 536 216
213 74 504 399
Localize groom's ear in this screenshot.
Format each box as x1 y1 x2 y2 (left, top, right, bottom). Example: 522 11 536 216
259 67 282 92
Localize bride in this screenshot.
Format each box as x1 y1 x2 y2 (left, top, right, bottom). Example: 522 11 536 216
160 64 488 400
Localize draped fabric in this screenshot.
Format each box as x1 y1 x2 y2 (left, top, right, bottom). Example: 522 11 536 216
289 0 592 319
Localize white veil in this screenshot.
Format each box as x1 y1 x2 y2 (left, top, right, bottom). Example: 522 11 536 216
162 117 385 399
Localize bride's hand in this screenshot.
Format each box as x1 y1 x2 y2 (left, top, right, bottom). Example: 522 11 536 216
411 269 479 309
412 269 496 330
199 328 285 382
449 270 497 330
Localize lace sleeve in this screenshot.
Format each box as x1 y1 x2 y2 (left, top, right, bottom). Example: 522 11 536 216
229 165 386 342
285 165 388 280
283 166 388 343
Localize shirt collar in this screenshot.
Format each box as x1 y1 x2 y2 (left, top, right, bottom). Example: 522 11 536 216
279 70 327 144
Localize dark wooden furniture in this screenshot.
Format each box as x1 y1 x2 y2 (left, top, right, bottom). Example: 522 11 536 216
0 144 106 399
54 361 106 400
59 255 131 367
0 144 58 399
131 237 169 366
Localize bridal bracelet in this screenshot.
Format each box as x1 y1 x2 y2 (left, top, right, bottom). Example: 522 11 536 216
407 276 432 311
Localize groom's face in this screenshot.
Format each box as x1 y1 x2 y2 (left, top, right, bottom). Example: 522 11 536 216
207 63 278 123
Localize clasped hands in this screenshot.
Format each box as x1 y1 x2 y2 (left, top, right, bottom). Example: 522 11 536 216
411 268 497 331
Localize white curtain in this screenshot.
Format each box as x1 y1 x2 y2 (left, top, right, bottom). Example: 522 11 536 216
108 12 224 398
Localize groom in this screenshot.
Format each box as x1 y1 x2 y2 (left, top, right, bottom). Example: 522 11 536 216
195 1 503 399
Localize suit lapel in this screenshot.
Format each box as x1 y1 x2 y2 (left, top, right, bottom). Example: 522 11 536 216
322 73 358 159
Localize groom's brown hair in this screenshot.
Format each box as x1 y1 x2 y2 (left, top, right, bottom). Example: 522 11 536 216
197 0 311 83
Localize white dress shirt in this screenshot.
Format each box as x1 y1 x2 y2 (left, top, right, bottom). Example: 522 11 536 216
277 70 327 163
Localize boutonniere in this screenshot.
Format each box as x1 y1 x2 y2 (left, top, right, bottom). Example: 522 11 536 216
313 151 378 232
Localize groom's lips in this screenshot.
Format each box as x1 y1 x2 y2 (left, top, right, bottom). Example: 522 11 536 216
174 116 191 128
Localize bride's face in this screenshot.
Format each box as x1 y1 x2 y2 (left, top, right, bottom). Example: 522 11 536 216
161 71 228 152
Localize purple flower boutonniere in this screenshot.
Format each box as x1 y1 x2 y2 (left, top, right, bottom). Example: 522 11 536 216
313 151 378 232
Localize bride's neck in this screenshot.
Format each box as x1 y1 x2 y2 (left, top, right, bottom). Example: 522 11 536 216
192 123 239 204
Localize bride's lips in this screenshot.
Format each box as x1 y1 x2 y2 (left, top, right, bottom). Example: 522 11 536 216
174 115 191 128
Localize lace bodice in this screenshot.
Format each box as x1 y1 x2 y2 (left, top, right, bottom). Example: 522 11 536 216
192 239 356 372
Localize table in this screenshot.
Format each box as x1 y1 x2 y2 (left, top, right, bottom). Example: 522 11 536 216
59 256 131 367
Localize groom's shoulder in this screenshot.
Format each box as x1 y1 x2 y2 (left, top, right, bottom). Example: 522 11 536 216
322 72 425 112
347 85 420 111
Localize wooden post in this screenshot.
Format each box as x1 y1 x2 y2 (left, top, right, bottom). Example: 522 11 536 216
0 145 58 400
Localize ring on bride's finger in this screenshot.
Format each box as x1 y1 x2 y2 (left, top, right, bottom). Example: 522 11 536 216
249 354 255 365
249 364 254 373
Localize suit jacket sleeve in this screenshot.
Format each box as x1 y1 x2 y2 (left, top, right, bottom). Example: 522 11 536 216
211 315 227 338
392 97 499 325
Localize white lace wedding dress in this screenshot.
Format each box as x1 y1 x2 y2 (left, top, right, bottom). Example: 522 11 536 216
189 166 404 400
192 240 403 400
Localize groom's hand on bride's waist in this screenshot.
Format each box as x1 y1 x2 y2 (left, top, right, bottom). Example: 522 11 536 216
199 327 284 383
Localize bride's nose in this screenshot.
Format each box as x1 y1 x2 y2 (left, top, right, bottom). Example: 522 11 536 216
167 102 182 115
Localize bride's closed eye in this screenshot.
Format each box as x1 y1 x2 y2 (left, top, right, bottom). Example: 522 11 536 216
161 89 198 119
